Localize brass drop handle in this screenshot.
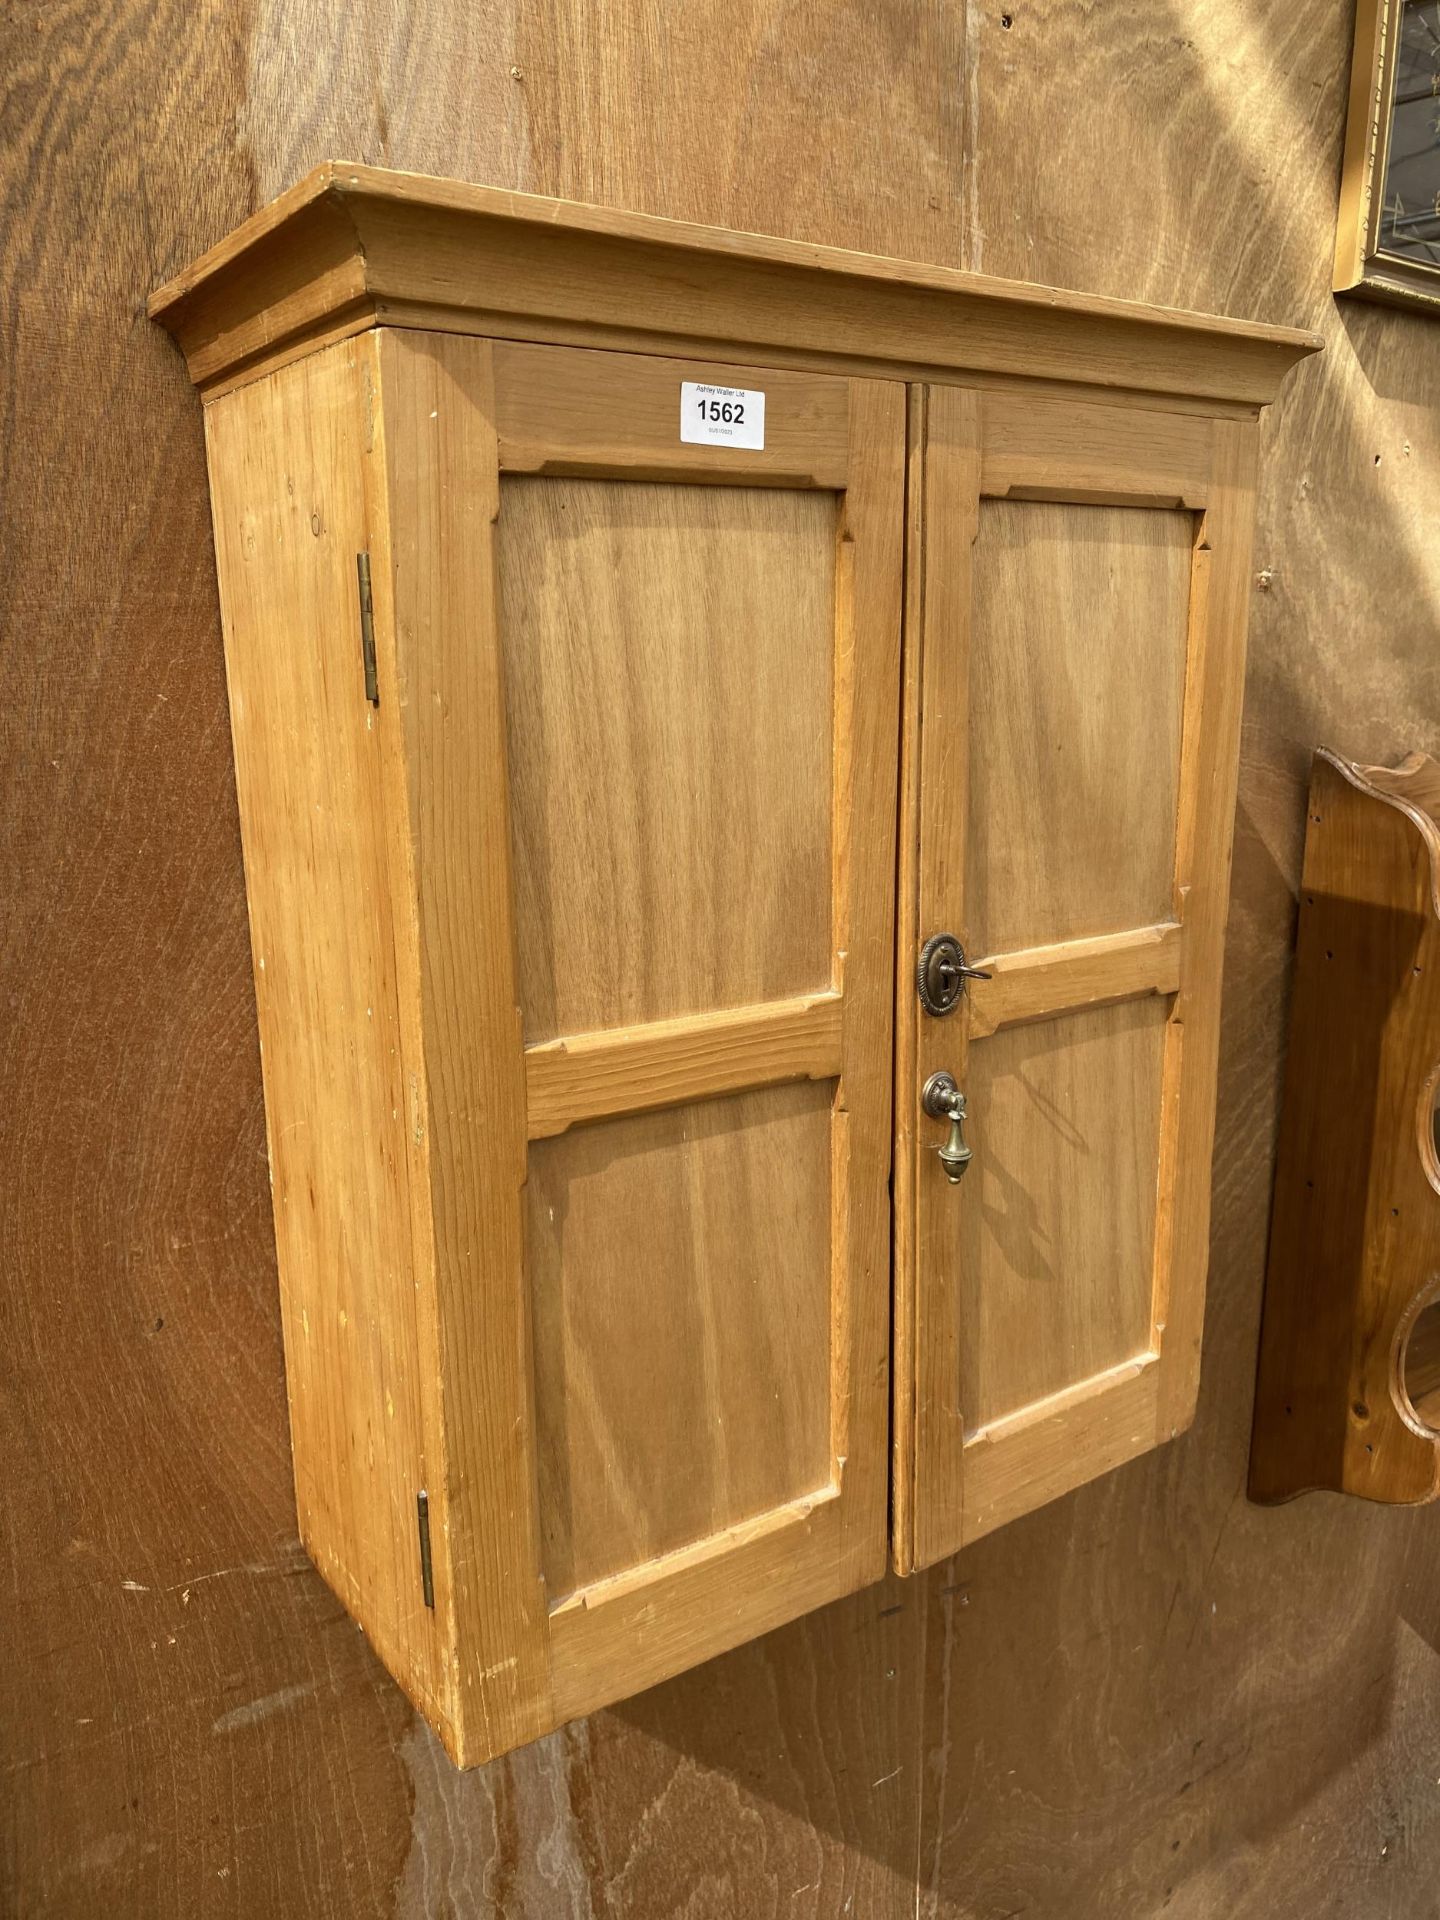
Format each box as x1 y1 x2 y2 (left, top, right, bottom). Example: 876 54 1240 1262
922 1071 972 1185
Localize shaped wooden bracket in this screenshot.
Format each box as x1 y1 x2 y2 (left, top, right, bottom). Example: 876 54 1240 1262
1250 748 1440 1506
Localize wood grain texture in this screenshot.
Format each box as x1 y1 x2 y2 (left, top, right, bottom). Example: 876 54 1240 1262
966 498 1192 957
914 9 1440 1919
8 0 1440 1916
203 342 445 1727
980 388 1215 507
1 6 423 1913
968 921 1184 1039
961 1357 1161 1546
960 999 1169 1430
524 994 844 1140
529 1081 836 1601
497 475 836 1045
493 340 852 488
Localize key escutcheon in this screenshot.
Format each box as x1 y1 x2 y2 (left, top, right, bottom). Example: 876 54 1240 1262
916 932 990 1018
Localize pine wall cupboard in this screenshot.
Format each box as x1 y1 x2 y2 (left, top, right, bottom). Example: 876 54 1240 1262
152 165 1318 1766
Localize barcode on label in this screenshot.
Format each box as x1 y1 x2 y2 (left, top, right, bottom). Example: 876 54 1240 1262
680 382 765 450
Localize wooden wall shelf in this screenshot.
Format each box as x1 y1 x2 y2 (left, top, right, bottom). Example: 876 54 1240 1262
1251 749 1440 1506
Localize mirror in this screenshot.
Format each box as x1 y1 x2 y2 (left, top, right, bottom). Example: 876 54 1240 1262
1402 1297 1440 1430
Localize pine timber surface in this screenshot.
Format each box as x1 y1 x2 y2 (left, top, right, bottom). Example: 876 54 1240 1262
5 2 1438 1914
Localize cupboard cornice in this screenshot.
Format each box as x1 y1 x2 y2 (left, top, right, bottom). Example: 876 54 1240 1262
150 160 1321 406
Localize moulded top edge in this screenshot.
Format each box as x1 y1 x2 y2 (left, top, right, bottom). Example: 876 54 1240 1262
1317 747 1440 921
149 160 1324 405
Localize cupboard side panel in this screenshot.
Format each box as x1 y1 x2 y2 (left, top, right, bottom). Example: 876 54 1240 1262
368 328 553 1764
203 342 447 1734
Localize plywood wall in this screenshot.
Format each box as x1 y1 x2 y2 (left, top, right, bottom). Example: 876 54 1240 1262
4 2 1439 1914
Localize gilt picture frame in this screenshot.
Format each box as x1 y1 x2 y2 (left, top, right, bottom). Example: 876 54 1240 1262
1335 0 1440 310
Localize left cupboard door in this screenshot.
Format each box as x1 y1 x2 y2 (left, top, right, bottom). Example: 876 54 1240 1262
361 331 905 1759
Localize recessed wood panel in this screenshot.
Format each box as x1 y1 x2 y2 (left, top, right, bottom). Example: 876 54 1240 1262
527 1081 836 1602
498 478 836 1043
966 501 1192 957
959 997 1168 1431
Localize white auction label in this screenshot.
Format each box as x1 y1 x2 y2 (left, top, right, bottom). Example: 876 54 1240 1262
680 381 765 450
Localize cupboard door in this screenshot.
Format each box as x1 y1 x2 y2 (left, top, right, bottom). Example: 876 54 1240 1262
893 385 1258 1572
370 331 903 1752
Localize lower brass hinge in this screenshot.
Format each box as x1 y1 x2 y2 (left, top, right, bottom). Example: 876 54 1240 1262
356 552 379 707
416 1489 435 1609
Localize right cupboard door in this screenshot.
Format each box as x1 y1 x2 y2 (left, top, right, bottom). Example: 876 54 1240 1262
893 384 1259 1572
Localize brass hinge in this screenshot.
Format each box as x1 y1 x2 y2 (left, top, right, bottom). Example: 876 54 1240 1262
416 1489 435 1609
356 552 379 707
